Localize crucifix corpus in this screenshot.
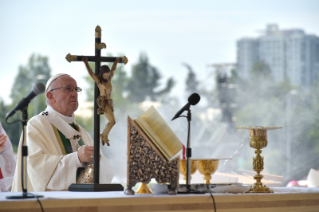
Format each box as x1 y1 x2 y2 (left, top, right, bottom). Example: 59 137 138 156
65 25 128 191
66 25 128 147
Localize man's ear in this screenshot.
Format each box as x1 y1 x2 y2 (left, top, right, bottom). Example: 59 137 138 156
46 91 55 103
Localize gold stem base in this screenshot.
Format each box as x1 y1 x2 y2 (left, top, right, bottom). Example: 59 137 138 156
136 183 153 194
246 184 273 193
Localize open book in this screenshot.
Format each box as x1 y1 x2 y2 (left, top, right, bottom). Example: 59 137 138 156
134 105 183 161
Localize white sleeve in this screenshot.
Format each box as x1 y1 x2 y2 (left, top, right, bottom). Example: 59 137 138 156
76 151 83 167
46 152 79 190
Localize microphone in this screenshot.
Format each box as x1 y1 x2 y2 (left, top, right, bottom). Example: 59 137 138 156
171 93 200 120
6 82 45 121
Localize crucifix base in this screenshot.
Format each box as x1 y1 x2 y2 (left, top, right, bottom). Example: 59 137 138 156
68 183 123 192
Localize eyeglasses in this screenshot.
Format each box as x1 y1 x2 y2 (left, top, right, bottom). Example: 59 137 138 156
50 86 82 94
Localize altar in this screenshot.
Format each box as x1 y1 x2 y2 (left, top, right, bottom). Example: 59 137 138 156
1 187 319 212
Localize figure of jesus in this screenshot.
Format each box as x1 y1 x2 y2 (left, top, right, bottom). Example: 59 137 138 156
82 56 128 146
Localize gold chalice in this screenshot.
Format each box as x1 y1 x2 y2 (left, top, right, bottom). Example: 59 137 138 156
180 159 199 184
198 159 219 184
236 126 282 193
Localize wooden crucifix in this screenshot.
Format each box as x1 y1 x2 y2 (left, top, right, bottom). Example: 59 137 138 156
65 25 127 191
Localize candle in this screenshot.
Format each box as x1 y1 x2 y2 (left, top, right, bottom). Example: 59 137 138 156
182 145 185 160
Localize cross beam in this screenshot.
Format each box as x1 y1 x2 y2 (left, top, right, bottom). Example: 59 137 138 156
66 54 126 63
66 25 125 192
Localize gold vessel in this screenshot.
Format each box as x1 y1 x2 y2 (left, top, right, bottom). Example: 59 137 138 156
198 159 219 184
136 183 153 194
236 126 282 193
76 164 94 184
180 159 199 184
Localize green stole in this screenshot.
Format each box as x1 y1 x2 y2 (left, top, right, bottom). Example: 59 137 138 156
52 123 85 178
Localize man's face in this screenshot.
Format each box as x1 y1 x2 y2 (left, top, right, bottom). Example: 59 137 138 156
47 75 79 117
102 72 110 80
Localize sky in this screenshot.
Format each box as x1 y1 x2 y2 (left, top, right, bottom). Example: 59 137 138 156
0 0 318 106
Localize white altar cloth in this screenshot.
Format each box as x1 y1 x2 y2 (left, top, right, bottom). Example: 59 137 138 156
1 187 319 201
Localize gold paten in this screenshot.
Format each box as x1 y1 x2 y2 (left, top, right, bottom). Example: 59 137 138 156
76 164 94 184
65 53 77 63
236 126 282 193
179 159 199 184
136 183 153 194
95 42 106 49
95 25 102 38
198 159 219 184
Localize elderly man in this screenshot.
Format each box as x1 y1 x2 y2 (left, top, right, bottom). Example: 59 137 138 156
12 73 114 191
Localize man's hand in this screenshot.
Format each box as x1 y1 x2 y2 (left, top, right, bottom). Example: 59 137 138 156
122 56 128 65
82 56 88 63
77 145 94 163
0 134 7 152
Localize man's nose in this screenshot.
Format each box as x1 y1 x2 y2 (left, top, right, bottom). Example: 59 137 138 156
71 88 78 96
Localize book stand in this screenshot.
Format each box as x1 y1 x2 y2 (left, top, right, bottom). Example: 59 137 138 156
125 117 180 195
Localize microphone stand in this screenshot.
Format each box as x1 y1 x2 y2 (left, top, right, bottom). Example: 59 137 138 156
186 109 192 191
6 108 43 199
178 109 203 194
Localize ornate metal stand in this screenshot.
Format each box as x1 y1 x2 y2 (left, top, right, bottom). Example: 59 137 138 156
125 117 180 195
236 126 282 193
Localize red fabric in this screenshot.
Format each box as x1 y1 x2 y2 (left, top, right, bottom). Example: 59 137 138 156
0 167 3 179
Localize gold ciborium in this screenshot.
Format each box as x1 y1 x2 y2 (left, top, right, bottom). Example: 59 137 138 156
180 159 199 184
198 159 219 184
236 126 282 193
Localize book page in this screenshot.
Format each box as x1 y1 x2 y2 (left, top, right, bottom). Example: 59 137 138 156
141 106 183 157
135 116 171 160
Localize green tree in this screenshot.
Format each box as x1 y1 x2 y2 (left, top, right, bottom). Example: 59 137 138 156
302 81 319 154
83 74 95 102
127 53 175 103
183 63 199 96
250 61 272 79
111 62 129 106
5 54 52 147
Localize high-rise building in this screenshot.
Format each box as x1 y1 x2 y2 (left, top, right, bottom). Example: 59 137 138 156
237 24 319 88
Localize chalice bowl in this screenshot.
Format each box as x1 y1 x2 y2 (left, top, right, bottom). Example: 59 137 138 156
236 126 282 193
198 159 219 184
180 159 199 184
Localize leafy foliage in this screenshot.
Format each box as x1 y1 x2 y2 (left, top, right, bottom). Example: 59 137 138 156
127 53 175 103
183 63 199 97
3 54 52 147
83 62 95 102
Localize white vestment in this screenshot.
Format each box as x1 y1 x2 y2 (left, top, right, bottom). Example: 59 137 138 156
0 122 17 192
11 106 114 192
